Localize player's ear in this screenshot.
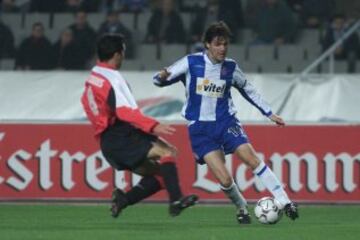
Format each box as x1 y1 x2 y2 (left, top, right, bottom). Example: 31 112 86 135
114 51 123 59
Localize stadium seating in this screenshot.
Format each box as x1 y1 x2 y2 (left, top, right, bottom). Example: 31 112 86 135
24 13 51 30
138 44 163 70
238 29 254 45
227 45 247 63
52 13 74 31
13 28 28 47
121 59 142 71
276 45 306 73
0 11 359 73
161 44 187 65
299 29 322 48
1 13 24 29
136 11 151 41
0 59 15 70
86 13 105 30
180 12 191 34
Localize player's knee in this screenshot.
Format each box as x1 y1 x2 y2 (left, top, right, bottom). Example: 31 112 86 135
220 176 233 188
248 157 261 170
241 153 260 170
236 144 261 169
159 148 177 165
161 147 177 158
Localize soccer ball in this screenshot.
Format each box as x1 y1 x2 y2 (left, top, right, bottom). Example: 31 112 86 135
254 197 283 224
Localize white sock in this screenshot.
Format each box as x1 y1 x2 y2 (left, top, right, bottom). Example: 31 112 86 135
254 161 291 207
220 180 248 214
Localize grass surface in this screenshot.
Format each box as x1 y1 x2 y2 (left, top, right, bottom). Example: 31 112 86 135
0 204 359 240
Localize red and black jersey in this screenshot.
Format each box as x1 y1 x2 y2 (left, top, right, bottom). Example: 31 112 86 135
81 62 159 139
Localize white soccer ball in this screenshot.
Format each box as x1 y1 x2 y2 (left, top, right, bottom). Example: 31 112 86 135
254 197 283 224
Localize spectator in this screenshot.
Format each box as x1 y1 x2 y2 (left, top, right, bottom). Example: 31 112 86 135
30 0 65 13
244 0 262 28
121 0 147 12
52 28 87 69
15 22 53 70
98 10 135 58
190 0 219 44
81 0 102 12
322 14 360 72
191 0 244 43
64 0 82 13
0 19 15 59
0 0 20 12
145 0 185 44
103 0 147 12
300 0 335 28
285 0 302 13
68 11 97 64
218 0 243 42
178 0 207 12
252 0 297 45
335 0 360 21
97 0 114 12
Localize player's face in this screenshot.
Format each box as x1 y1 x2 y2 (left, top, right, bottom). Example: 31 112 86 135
206 36 228 63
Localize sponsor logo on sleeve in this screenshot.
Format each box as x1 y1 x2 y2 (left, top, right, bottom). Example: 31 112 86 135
87 75 104 87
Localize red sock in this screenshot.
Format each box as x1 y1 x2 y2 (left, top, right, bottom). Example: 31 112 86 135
159 156 176 164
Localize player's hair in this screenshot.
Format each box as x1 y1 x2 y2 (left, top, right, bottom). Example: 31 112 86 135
97 34 125 61
202 21 232 49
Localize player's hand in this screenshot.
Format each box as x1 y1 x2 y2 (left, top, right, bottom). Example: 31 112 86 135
158 68 171 81
152 123 176 135
269 114 285 126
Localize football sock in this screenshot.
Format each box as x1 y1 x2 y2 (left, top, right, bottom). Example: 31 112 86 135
159 162 183 202
125 176 162 205
253 161 291 207
221 180 249 214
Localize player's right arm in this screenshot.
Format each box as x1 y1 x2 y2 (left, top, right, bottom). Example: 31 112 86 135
153 56 188 87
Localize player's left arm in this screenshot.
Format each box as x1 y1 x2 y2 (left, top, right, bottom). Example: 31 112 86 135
232 64 285 126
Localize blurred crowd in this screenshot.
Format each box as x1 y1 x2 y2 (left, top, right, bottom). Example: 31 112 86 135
0 0 359 70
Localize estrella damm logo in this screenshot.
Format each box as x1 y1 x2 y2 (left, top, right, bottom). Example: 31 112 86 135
196 77 226 98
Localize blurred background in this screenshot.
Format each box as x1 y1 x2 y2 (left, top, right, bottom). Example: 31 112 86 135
0 0 359 73
1 0 360 122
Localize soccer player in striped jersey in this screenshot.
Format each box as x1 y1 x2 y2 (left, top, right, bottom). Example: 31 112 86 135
81 34 198 218
153 21 298 223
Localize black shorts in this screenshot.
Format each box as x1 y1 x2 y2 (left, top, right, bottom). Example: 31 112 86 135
100 121 158 170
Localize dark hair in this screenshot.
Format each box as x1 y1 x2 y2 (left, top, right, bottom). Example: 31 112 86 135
32 22 44 30
202 21 232 48
97 34 125 61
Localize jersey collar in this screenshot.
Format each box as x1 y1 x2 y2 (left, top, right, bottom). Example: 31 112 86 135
96 61 117 70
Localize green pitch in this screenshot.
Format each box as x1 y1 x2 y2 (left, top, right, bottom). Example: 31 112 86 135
0 204 359 240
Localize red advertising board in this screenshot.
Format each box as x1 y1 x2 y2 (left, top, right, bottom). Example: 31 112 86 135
0 123 359 203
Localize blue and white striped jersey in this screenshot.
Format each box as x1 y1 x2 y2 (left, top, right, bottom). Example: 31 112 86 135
153 52 272 121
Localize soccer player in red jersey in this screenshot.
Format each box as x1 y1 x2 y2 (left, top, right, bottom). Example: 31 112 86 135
81 34 198 218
